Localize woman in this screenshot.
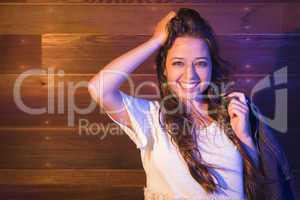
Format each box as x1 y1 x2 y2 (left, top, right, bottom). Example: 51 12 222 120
88 8 296 200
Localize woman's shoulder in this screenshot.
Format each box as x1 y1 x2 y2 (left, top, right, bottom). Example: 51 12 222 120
120 91 160 114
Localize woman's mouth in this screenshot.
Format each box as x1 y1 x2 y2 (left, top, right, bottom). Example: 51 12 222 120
179 82 200 90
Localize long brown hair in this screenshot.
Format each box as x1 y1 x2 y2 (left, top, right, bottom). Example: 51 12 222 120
155 8 268 200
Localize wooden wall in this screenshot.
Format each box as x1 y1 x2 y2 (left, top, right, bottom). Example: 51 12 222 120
0 1 299 199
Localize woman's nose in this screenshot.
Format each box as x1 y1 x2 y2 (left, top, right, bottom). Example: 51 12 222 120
183 64 199 81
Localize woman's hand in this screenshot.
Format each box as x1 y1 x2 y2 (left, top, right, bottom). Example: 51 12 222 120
151 11 176 46
226 92 252 139
226 92 260 167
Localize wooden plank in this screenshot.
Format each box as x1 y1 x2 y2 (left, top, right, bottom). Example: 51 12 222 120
0 169 145 185
218 34 300 75
41 34 157 75
40 34 300 75
0 74 159 127
0 34 299 75
282 3 300 33
0 4 298 35
0 185 144 200
0 128 142 169
0 35 41 73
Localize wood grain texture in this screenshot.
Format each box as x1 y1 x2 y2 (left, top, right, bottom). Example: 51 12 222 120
41 34 300 75
0 169 145 198
0 128 143 169
1 34 299 75
0 4 299 35
0 169 145 185
0 185 144 200
0 35 41 73
0 74 159 127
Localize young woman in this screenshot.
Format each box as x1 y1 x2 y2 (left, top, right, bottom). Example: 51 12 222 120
88 8 296 200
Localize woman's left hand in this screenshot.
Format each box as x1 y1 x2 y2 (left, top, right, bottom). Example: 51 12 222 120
226 92 252 139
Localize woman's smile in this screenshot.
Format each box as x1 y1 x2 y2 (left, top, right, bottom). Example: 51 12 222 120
178 81 200 90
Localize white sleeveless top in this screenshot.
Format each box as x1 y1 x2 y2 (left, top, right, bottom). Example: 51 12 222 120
106 91 246 200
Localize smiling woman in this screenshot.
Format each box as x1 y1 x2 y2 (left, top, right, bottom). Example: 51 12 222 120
88 8 297 200
163 37 212 103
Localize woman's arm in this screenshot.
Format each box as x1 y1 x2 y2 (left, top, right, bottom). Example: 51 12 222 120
88 11 176 127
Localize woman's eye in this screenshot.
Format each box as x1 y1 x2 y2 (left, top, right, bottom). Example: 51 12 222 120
195 62 207 67
172 61 184 67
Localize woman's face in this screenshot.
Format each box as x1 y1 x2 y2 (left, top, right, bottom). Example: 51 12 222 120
164 36 212 102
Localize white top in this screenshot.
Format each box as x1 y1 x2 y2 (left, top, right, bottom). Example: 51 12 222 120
106 91 246 200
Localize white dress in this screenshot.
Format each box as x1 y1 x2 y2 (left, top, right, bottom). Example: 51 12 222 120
106 91 246 200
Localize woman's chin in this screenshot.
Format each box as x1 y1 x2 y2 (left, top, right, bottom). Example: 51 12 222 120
178 91 204 101
168 87 206 101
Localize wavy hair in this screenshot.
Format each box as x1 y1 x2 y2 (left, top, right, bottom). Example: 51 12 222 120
155 8 268 200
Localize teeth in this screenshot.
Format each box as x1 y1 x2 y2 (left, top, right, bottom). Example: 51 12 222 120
180 82 199 89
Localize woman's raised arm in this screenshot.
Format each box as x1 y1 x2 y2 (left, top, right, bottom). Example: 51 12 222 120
88 11 176 128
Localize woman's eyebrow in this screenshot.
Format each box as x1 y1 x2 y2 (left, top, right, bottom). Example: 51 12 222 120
194 57 208 60
171 56 208 60
171 57 185 60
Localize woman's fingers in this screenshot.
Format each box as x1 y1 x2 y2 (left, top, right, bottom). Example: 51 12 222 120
228 98 249 118
228 103 248 115
152 11 176 45
163 11 176 19
226 92 248 106
160 11 176 29
228 98 249 111
167 11 176 20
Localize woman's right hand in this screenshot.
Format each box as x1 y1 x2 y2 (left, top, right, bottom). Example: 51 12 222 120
152 11 176 46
